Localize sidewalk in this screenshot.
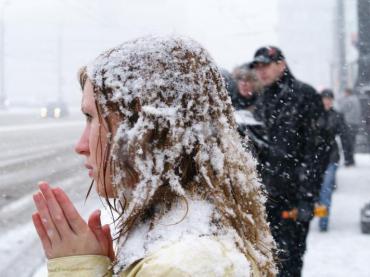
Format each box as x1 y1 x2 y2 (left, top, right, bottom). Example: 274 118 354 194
304 154 370 277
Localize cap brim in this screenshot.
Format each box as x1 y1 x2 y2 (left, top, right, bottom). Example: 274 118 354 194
249 55 272 68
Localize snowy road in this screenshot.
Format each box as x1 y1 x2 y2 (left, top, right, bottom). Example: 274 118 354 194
0 114 103 277
1 113 369 276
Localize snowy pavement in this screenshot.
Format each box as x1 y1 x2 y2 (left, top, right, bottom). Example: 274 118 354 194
303 154 370 277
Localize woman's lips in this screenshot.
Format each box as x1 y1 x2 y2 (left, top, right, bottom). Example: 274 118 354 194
85 164 93 178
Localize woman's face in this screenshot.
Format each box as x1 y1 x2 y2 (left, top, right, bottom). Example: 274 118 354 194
237 80 254 98
75 79 116 198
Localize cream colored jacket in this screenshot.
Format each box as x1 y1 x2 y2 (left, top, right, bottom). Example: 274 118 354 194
47 236 260 277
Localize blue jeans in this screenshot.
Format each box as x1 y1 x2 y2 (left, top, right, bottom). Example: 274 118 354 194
318 163 338 230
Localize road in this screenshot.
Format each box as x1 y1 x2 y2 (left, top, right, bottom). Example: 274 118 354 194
0 111 102 277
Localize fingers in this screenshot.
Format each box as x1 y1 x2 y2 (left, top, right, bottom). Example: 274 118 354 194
88 211 115 261
38 182 73 237
33 183 111 259
32 212 52 257
88 210 108 253
33 192 61 242
88 210 102 232
103 224 115 261
52 187 87 234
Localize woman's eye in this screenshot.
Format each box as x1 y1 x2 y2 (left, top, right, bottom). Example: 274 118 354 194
84 113 93 122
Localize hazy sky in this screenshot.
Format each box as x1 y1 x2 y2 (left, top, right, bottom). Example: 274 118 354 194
1 0 358 106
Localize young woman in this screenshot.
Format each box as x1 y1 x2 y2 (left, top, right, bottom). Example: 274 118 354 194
32 36 276 276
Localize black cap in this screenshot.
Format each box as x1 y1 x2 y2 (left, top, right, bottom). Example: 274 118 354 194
250 46 285 68
321 89 334 99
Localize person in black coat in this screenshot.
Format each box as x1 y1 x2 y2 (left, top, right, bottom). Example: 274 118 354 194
317 89 351 231
250 46 330 277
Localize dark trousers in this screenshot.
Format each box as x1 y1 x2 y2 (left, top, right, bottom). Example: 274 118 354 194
266 200 311 277
343 124 359 164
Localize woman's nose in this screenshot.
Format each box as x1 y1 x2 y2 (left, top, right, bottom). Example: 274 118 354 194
75 126 89 155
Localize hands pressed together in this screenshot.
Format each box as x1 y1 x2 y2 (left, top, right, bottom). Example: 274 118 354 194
32 182 115 261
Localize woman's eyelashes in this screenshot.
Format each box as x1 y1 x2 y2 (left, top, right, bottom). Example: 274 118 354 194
84 112 93 122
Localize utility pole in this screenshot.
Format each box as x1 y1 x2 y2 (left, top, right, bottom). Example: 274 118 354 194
0 1 9 109
355 0 370 152
337 0 347 96
57 16 63 103
356 0 370 90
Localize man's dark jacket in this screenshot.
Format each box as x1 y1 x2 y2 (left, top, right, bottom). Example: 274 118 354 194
254 69 330 221
325 108 351 164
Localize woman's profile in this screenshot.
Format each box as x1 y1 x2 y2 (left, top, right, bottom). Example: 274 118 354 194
32 36 276 276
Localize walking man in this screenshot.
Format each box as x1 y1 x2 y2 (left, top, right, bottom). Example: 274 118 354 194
338 88 362 166
317 89 351 232
251 46 330 276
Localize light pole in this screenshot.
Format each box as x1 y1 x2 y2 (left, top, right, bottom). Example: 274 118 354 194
57 14 63 103
356 0 370 152
337 0 347 96
0 0 10 109
56 0 66 104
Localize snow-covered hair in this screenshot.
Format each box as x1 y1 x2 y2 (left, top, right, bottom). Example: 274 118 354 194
80 35 276 275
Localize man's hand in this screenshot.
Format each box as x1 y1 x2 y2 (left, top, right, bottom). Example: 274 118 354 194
281 208 298 220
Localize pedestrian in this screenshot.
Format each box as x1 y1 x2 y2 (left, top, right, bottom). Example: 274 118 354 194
316 89 352 232
250 46 330 276
337 87 362 166
32 36 277 276
231 63 263 112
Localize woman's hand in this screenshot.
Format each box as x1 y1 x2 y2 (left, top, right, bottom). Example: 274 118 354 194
32 182 115 261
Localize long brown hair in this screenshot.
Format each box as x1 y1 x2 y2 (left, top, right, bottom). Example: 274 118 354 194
80 36 276 275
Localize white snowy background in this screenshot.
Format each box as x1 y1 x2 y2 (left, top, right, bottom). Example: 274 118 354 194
2 0 358 107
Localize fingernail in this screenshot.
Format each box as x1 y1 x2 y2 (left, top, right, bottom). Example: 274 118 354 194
33 194 39 201
39 182 48 191
52 187 59 195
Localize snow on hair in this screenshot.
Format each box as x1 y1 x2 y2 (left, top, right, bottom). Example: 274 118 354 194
84 35 276 275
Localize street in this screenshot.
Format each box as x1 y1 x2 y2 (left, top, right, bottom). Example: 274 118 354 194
0 111 103 276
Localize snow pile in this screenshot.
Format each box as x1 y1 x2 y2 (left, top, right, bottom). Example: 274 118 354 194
86 35 276 275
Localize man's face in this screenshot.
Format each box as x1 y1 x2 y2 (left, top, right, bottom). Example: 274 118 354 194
322 97 334 111
254 61 286 87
